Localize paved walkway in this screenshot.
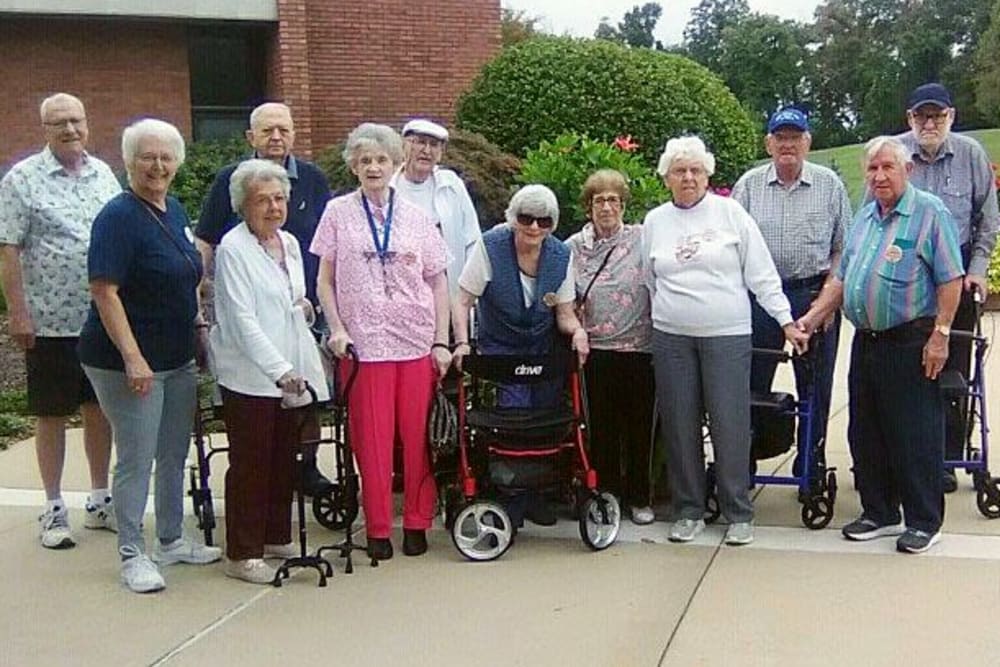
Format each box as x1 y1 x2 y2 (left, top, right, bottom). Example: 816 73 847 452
1 317 999 666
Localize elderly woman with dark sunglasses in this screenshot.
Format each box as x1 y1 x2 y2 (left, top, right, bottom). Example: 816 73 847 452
452 184 589 526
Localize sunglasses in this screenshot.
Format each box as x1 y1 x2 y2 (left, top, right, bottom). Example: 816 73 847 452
516 214 555 229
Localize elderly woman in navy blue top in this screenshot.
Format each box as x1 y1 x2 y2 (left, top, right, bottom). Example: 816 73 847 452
452 184 589 524
79 119 221 594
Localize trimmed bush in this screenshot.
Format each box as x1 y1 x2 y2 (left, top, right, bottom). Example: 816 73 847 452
314 128 521 229
456 36 758 187
517 133 668 238
172 136 249 222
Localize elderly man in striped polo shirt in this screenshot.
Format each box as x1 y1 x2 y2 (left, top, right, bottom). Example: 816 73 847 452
800 136 964 554
732 108 852 478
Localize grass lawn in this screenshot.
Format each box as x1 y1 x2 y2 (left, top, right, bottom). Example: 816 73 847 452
809 128 1000 205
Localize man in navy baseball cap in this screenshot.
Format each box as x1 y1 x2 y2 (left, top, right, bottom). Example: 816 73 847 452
766 107 809 133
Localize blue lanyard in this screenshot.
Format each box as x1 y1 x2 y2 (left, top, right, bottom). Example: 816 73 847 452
361 189 394 264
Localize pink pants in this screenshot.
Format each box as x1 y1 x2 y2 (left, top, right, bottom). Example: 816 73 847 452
342 356 437 538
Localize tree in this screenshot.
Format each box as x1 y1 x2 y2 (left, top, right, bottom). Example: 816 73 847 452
682 0 750 72
972 0 1000 124
594 3 663 49
501 7 542 47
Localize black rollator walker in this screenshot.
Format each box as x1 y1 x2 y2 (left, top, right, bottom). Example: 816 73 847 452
941 290 997 518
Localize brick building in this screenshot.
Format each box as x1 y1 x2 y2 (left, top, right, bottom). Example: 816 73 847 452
0 0 501 170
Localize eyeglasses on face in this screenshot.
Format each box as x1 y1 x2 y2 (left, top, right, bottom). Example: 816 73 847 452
592 195 622 208
516 214 555 229
408 135 443 149
911 111 949 125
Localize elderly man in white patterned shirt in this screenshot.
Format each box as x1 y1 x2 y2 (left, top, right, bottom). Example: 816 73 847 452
732 107 852 479
0 93 121 549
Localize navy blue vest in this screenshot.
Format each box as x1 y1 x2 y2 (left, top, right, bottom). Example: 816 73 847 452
477 226 570 354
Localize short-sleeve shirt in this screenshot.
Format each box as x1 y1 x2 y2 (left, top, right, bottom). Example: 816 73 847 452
78 192 203 371
0 147 121 336
458 233 576 307
310 190 447 362
838 184 964 331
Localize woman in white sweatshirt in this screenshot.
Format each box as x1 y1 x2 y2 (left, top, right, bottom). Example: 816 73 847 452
642 136 808 547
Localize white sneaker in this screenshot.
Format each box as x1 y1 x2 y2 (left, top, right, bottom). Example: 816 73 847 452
263 542 299 559
84 498 118 533
152 537 222 566
630 506 655 525
725 522 754 546
225 558 277 584
39 508 75 549
668 518 705 543
120 546 165 593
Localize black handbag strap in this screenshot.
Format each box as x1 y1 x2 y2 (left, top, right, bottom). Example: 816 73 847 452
128 191 200 280
578 244 617 307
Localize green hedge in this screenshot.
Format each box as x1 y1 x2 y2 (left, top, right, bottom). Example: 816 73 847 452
456 36 758 187
172 136 249 222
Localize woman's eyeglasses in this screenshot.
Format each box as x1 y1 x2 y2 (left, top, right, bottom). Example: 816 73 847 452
516 214 555 229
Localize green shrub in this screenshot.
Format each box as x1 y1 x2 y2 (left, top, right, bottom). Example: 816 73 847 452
517 133 668 238
988 244 1000 296
172 136 249 222
456 36 758 187
314 128 521 229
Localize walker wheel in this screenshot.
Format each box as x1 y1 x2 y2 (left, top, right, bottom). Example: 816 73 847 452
976 478 1000 519
451 501 513 561
801 496 833 530
578 491 621 551
312 482 360 530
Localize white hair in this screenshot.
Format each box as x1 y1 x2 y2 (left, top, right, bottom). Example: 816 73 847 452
121 118 185 167
229 159 291 218
39 93 84 122
249 102 292 130
504 184 560 231
656 135 716 177
862 135 912 171
342 122 404 167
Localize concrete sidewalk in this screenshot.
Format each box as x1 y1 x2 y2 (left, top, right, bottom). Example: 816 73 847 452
1 317 999 667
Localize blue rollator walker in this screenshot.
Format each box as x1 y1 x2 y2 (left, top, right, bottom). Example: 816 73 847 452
940 290 997 518
706 336 838 529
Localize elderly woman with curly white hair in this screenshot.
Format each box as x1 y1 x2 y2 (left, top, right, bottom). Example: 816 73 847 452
209 158 330 584
452 184 589 526
642 136 808 547
311 123 450 561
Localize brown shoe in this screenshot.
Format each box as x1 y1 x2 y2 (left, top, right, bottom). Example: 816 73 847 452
367 537 393 560
402 529 427 556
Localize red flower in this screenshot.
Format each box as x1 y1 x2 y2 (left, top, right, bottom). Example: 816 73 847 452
613 135 639 152
711 186 732 197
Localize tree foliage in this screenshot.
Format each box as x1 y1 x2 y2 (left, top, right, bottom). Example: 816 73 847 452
595 3 664 49
974 0 1000 124
500 8 543 47
172 135 249 221
456 36 757 187
682 0 750 73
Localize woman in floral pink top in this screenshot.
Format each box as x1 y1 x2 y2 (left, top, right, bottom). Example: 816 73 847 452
565 169 655 525
311 123 451 561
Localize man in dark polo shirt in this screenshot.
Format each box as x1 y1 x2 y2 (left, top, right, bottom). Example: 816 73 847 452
195 102 331 495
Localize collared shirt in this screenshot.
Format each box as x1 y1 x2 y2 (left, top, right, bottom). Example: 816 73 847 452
898 132 999 277
565 222 651 352
195 154 331 305
731 161 851 280
838 184 964 331
0 147 121 336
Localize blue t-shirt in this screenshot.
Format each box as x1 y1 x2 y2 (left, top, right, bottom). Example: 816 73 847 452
194 155 330 306
79 191 203 371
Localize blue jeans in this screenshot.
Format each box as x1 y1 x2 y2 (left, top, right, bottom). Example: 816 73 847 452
84 362 197 555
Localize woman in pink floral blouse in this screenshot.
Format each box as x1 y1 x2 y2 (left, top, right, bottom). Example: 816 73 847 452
311 123 451 561
566 169 655 525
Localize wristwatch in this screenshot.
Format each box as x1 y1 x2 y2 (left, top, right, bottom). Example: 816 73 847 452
934 323 951 337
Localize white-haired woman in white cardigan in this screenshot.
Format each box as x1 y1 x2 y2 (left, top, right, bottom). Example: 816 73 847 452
642 136 808 547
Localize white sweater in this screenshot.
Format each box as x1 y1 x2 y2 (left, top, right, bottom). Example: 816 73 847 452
641 193 792 337
209 223 329 400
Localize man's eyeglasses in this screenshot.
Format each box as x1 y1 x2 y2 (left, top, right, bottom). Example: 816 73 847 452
408 135 443 150
516 214 555 229
43 117 86 129
592 195 622 208
911 111 949 125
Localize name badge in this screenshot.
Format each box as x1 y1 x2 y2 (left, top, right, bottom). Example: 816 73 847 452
884 244 903 263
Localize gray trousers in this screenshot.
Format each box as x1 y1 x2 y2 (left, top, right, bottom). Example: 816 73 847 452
84 362 197 555
651 331 753 523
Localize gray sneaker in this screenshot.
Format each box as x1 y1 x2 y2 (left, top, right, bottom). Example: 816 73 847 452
896 528 941 554
668 518 705 543
39 508 75 549
120 545 165 593
841 516 905 541
725 522 754 546
152 537 222 566
84 498 118 533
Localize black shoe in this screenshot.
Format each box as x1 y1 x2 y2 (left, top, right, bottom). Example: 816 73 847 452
943 470 958 494
301 465 332 498
402 529 428 556
366 537 393 561
525 499 558 526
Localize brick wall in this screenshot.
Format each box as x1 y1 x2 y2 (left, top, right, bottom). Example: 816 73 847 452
0 17 191 173
274 0 501 156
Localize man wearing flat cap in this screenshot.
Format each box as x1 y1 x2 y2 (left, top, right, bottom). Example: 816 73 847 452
391 118 480 297
732 107 852 478
898 83 999 493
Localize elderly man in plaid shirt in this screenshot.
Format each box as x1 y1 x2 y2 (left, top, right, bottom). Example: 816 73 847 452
732 107 852 477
